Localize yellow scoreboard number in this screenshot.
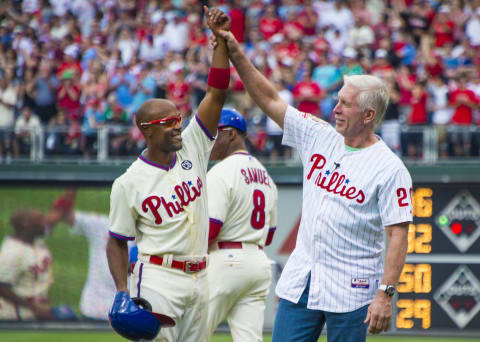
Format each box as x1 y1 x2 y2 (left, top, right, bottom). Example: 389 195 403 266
396 188 433 330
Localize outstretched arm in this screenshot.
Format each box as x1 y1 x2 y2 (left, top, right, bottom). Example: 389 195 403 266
215 30 287 128
196 7 230 136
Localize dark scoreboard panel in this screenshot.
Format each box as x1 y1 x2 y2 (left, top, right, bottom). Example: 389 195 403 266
393 184 480 332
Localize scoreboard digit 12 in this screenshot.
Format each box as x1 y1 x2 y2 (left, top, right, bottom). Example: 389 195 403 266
393 184 480 333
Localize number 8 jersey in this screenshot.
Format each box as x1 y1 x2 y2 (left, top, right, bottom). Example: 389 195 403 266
207 152 278 247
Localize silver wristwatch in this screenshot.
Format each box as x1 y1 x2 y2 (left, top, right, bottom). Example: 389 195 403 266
378 284 395 297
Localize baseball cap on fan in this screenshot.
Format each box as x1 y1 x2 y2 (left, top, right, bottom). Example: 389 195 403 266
342 47 357 59
374 49 388 59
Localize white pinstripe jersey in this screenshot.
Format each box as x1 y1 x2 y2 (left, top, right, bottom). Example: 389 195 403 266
109 115 215 257
207 152 278 246
0 236 53 320
276 105 413 312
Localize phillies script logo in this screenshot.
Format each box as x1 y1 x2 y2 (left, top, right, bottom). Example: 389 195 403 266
307 154 365 203
434 266 480 328
142 177 203 224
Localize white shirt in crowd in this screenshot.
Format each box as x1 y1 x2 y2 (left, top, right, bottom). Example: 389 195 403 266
0 86 17 128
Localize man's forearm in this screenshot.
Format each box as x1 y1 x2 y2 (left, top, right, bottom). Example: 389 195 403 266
382 224 409 286
106 237 129 292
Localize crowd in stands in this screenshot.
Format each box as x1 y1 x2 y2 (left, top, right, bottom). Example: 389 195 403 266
0 0 480 164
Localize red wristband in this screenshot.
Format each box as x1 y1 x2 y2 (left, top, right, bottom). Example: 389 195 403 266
207 67 230 89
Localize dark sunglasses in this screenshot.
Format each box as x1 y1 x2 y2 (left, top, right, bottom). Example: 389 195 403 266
140 116 182 128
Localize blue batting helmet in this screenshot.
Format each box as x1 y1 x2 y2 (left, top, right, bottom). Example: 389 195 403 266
109 292 164 341
218 108 247 133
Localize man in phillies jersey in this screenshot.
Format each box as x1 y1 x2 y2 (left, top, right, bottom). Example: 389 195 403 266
0 209 54 320
206 109 278 342
106 7 230 342
214 25 412 342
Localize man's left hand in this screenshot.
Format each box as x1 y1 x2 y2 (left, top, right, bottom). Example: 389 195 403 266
204 6 231 37
364 292 392 334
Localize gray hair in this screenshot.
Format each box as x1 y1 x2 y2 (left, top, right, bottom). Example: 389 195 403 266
343 75 389 127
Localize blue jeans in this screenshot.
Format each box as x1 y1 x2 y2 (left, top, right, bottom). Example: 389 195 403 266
272 276 368 342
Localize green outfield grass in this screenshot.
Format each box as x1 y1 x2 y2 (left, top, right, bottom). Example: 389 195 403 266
0 332 479 342
0 331 480 342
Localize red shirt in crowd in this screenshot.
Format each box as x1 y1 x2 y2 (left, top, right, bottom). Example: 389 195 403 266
167 80 191 114
283 19 304 38
229 7 246 43
293 81 323 116
275 41 301 61
57 84 81 117
450 89 477 125
432 20 455 47
408 91 428 124
259 17 283 40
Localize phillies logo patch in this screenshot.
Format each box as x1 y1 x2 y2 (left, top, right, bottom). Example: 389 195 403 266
306 153 365 203
141 177 203 224
434 266 480 328
181 160 193 170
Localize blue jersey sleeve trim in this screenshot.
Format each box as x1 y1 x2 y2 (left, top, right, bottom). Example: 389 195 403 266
109 231 135 241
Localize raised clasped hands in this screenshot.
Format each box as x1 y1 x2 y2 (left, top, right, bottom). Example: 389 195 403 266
204 6 231 37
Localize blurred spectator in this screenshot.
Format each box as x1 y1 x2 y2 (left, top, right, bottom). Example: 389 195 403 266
465 7 480 47
347 15 374 55
164 12 188 53
229 0 246 43
371 49 394 79
13 106 41 157
57 70 81 119
0 68 18 163
266 79 293 163
45 108 76 156
431 5 455 48
167 66 191 119
381 76 401 156
81 98 105 158
33 63 59 124
57 46 82 79
116 27 138 66
109 64 135 109
449 74 478 156
259 5 283 41
404 83 428 159
292 62 323 117
427 75 451 158
340 47 364 76
105 104 133 156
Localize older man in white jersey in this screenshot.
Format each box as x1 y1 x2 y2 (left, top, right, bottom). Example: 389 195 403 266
212 26 412 342
106 7 231 342
206 108 278 342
